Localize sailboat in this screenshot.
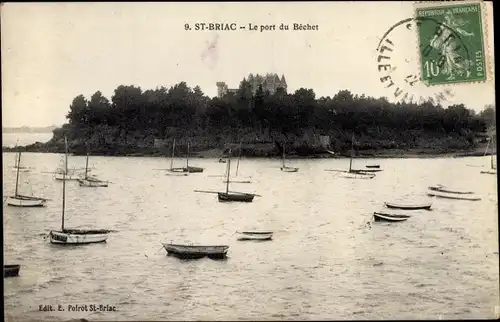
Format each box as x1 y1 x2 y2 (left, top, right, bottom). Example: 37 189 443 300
218 150 255 202
12 152 30 172
280 143 298 172
169 140 203 173
54 148 85 181
49 137 110 245
326 134 375 179
7 152 48 207
223 141 251 183
78 153 109 187
480 134 497 175
166 138 189 176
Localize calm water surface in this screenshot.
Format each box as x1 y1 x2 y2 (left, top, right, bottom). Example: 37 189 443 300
3 150 499 321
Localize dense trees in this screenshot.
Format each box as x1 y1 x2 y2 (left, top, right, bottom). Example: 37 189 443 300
55 81 491 155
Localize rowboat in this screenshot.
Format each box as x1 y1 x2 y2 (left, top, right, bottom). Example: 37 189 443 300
280 166 299 172
384 201 432 210
373 212 410 222
428 185 474 195
4 265 20 278
236 231 273 241
218 192 254 202
162 243 229 259
427 191 481 201
366 164 380 169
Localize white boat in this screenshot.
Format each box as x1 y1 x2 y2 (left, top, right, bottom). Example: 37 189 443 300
480 134 497 175
78 153 109 187
328 134 376 179
428 184 474 195
7 152 47 207
236 231 273 240
49 137 110 245
165 139 189 176
280 143 299 172
427 191 481 201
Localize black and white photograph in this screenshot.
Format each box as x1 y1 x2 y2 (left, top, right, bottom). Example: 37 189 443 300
2 1 498 321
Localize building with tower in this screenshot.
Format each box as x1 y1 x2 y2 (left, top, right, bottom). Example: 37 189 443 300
216 73 287 98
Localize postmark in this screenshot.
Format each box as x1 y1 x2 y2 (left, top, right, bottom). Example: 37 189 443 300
415 1 487 86
376 17 456 104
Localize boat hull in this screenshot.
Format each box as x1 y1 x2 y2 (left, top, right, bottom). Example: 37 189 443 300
340 171 375 179
480 170 497 175
428 185 473 195
351 169 382 173
49 230 108 245
373 212 410 222
4 265 20 278
7 196 46 207
384 202 432 210
280 167 299 172
78 179 108 187
366 165 380 169
163 244 229 259
54 173 80 181
218 192 254 202
236 232 273 240
427 192 481 201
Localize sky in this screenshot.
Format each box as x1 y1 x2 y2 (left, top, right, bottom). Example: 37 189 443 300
1 1 495 127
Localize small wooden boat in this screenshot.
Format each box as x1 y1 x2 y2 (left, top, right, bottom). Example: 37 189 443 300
366 164 380 169
236 231 273 241
428 185 473 195
49 137 110 245
280 144 299 172
351 168 383 173
340 171 376 179
162 243 229 259
218 192 254 202
8 152 47 207
4 265 20 277
384 201 432 210
78 153 109 187
427 192 481 201
373 212 410 222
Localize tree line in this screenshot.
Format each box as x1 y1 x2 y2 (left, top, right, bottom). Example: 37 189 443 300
54 80 495 155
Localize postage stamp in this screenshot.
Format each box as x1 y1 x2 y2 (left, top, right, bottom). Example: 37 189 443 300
414 1 487 86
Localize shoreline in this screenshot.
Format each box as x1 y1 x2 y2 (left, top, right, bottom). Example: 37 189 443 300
1 145 492 159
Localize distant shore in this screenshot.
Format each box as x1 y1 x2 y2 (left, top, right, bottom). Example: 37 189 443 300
1 142 491 159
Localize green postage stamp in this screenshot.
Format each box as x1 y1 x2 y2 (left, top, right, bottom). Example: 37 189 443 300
415 1 488 86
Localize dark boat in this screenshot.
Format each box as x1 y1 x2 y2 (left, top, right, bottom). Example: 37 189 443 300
351 168 383 173
373 212 410 222
218 192 254 202
4 265 20 277
162 244 229 259
384 201 432 210
366 164 380 169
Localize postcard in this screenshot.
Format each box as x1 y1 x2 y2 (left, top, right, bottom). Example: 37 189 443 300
2 1 497 321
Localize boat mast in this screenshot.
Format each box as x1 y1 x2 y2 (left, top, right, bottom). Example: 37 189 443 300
235 141 242 177
226 150 231 193
62 136 68 231
348 133 354 172
186 141 190 169
14 152 21 196
85 152 89 180
282 144 286 168
170 138 176 170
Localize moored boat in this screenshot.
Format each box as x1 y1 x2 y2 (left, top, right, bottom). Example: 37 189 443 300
427 191 481 201
384 201 432 210
236 231 273 240
428 185 474 195
4 265 20 278
77 153 109 187
366 164 380 169
340 171 376 179
373 212 410 222
7 195 46 207
280 166 299 172
218 192 254 202
162 243 229 259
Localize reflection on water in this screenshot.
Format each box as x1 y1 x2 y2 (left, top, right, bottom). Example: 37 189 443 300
3 151 499 321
